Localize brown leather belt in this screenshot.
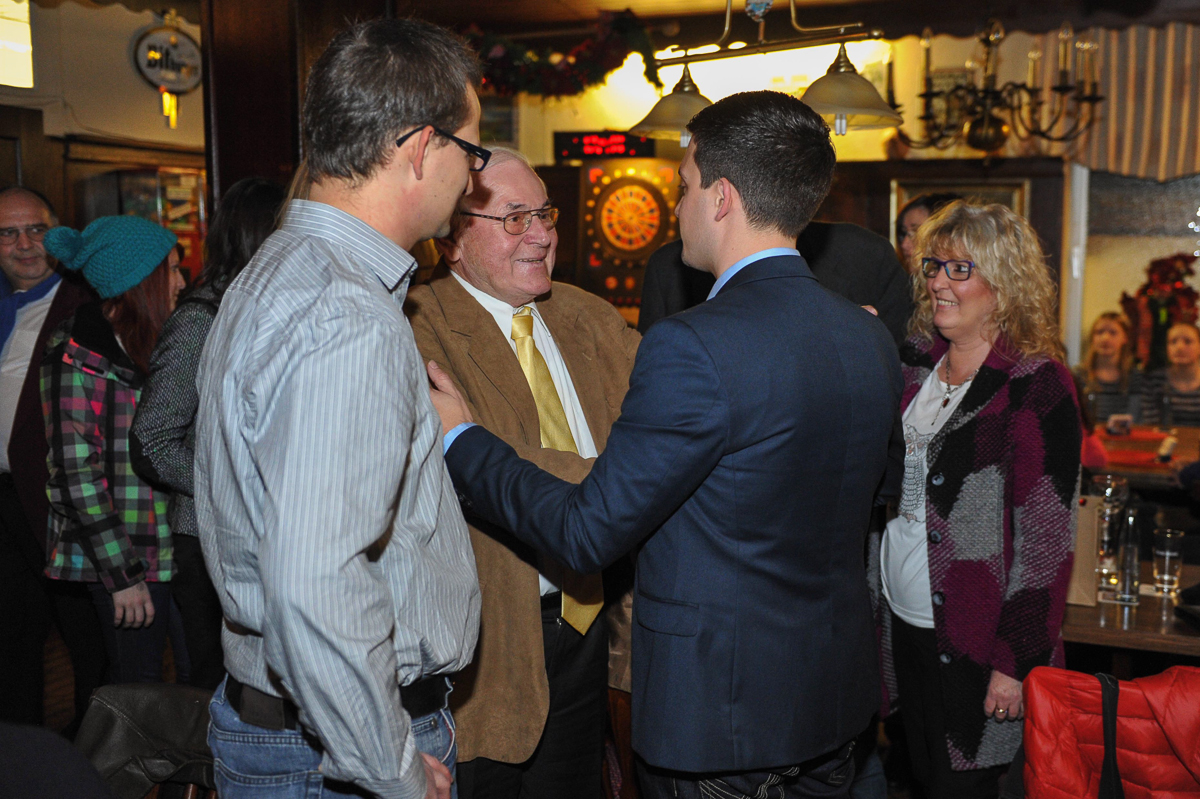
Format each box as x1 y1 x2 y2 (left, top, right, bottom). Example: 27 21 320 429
226 674 451 731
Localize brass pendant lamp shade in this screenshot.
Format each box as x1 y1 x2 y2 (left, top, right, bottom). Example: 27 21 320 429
629 64 713 144
800 43 902 135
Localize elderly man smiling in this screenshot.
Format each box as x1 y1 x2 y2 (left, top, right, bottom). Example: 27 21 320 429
406 148 640 799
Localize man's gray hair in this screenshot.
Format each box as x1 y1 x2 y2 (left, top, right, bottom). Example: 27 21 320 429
447 147 546 240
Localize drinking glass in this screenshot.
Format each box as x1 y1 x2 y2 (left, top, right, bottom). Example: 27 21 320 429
1090 475 1129 587
1114 506 1142 605
1153 528 1184 595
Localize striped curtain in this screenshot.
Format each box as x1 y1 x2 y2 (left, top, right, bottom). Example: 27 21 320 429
1070 23 1200 181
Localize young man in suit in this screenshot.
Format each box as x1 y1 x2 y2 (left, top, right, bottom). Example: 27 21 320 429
428 91 903 798
0 186 102 732
406 148 640 799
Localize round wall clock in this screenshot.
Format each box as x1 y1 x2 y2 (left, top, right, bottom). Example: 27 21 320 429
133 26 202 94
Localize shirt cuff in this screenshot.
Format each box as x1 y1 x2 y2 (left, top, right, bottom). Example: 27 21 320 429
443 422 475 454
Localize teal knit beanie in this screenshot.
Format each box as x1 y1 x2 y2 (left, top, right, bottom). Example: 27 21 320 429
44 216 178 299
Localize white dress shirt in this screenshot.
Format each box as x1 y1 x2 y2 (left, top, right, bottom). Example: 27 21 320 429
451 270 598 594
0 281 59 472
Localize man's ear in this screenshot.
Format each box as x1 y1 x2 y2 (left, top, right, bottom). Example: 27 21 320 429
398 126 436 181
714 177 736 222
434 234 461 264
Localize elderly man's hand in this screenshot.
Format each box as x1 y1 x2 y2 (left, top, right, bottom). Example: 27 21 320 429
427 361 474 435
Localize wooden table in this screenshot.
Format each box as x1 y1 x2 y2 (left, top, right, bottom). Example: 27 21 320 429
1062 563 1200 675
1095 425 1200 490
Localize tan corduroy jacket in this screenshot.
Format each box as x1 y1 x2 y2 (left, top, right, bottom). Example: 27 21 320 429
405 269 640 765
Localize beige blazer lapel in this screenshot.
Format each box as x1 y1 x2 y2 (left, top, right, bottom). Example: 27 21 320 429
428 275 542 446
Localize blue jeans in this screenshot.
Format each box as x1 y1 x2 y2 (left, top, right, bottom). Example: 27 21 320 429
87 581 176 683
209 676 457 798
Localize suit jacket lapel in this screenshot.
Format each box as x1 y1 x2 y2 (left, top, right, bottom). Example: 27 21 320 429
538 293 611 452
428 275 541 445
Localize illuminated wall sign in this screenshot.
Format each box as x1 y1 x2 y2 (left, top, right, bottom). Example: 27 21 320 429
554 132 655 163
0 0 33 89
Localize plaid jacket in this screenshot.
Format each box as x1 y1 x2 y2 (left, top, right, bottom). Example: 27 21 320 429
41 303 172 590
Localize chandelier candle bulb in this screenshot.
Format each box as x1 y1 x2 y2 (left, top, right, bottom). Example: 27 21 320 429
1027 46 1041 89
1058 22 1073 85
921 28 932 91
885 45 895 107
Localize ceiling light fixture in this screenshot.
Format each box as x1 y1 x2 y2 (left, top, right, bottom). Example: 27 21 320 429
629 0 894 143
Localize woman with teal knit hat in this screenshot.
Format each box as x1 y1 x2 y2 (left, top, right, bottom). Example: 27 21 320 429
40 214 185 684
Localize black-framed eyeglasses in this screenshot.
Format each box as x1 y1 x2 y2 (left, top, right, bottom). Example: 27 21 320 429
921 257 975 281
460 207 560 236
0 224 49 245
395 125 492 172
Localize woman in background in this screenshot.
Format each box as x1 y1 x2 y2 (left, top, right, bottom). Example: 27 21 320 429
1141 321 1200 427
130 177 286 689
884 201 1079 798
895 193 962 273
1075 312 1140 422
42 216 184 683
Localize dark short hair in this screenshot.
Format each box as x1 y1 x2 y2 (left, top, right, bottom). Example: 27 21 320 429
686 91 835 239
194 177 286 297
896 192 962 241
0 185 58 222
302 18 481 185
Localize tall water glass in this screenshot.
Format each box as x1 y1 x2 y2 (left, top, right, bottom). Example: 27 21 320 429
1153 528 1184 595
1090 475 1129 586
1114 506 1142 605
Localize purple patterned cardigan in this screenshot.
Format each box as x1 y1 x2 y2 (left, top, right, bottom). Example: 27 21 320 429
889 334 1080 770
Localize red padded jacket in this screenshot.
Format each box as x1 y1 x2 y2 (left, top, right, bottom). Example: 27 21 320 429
1024 665 1200 798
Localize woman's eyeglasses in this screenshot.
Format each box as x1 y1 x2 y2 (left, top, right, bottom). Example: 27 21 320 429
460 207 560 236
921 257 975 281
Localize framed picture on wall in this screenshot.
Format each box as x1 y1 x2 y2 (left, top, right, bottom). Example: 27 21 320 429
890 178 1031 246
480 93 518 148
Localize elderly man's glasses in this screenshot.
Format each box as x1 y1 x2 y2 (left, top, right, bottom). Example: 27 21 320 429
921 257 975 281
0 224 49 245
395 125 492 172
460 207 560 236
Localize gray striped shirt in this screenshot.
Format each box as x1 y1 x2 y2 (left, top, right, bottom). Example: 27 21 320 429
194 200 480 799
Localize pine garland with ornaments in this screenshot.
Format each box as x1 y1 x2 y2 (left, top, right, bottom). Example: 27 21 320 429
465 11 661 98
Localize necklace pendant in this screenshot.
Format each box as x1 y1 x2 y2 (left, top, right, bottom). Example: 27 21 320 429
941 397 950 408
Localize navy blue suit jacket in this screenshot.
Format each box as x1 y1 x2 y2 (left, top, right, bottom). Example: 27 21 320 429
445 255 903 772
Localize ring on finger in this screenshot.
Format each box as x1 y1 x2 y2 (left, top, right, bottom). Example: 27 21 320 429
996 708 1008 716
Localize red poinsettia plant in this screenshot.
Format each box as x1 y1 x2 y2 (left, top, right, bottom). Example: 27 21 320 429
1120 252 1199 366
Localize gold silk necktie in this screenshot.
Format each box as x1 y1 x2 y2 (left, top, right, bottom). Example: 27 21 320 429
511 306 603 635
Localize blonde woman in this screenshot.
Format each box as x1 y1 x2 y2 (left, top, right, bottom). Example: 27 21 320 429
1075 312 1140 422
882 201 1080 798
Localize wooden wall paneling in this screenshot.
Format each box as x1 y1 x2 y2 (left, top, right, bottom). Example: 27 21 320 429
295 0 391 109
0 106 66 221
201 0 300 205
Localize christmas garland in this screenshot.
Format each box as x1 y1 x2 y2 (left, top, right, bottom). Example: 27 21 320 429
466 11 661 98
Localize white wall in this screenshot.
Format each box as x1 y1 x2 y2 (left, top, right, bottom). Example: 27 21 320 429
0 0 203 147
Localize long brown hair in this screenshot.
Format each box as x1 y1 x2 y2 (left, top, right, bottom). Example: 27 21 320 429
102 255 175 373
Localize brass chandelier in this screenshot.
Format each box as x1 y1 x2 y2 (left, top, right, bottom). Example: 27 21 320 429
895 20 1104 153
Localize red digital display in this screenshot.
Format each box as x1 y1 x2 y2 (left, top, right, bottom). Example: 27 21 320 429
554 131 654 162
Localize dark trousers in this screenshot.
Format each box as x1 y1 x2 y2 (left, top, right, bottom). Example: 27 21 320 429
891 616 1006 799
88 581 175 684
170 534 225 689
0 474 106 731
456 598 608 799
636 741 857 799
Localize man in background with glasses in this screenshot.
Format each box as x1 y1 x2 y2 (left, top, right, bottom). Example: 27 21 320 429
406 147 640 799
0 186 100 735
195 19 485 799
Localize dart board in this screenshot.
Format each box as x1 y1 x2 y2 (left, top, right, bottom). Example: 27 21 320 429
577 158 680 324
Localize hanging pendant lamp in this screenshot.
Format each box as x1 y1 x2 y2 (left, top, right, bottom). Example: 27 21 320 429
629 64 713 145
800 43 901 135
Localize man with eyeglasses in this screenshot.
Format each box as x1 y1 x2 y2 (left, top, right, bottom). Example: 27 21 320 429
0 186 100 733
194 19 485 799
406 147 640 799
